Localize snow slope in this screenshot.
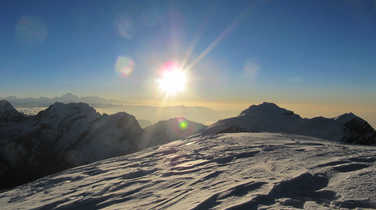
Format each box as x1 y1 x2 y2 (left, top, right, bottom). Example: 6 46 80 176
1 133 376 209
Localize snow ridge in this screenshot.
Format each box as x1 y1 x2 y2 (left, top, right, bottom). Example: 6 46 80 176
203 102 376 145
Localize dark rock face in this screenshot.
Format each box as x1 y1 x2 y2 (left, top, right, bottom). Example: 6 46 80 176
0 101 143 189
203 102 376 145
342 117 376 145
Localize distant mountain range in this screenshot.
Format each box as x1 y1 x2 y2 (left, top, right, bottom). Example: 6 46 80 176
1 93 235 125
0 93 116 107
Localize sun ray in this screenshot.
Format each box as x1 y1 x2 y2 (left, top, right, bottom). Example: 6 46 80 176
186 7 252 71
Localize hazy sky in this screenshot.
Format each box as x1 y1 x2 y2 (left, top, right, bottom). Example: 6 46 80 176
1 0 375 114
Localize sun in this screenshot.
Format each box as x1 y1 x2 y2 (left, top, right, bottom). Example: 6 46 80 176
157 63 187 96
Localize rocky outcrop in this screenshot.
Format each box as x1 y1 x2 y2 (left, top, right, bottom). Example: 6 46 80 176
203 102 376 145
341 116 376 145
0 102 143 189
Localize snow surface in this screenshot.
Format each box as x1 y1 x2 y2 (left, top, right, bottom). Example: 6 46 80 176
1 132 376 209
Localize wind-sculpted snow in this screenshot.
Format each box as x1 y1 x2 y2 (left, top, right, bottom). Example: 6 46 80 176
1 133 376 209
203 102 376 145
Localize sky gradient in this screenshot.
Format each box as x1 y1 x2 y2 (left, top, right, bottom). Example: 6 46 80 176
1 0 375 125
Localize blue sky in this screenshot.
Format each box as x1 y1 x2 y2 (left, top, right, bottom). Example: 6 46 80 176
1 0 376 110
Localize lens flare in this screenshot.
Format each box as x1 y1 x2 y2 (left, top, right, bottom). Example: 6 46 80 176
179 121 188 130
157 61 187 96
177 118 188 130
115 56 135 77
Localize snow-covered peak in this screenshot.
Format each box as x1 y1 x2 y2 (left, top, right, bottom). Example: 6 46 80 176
204 102 375 144
36 102 98 121
107 112 134 120
146 117 206 131
334 112 358 124
0 100 16 112
57 93 80 103
240 102 297 117
89 112 142 135
0 100 25 121
141 117 207 148
0 101 145 188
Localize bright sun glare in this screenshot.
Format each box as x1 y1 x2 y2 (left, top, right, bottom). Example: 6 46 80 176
157 63 187 96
